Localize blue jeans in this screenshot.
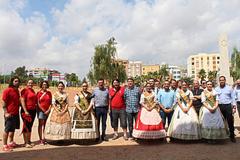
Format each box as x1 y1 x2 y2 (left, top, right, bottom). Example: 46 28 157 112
160 110 173 127
95 107 108 137
126 112 138 137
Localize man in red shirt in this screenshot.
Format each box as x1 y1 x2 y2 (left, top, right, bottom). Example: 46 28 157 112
109 79 128 140
2 77 22 152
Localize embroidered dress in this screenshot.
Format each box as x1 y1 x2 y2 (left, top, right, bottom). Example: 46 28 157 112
71 91 98 139
167 89 201 140
45 92 71 140
132 91 166 139
199 90 229 139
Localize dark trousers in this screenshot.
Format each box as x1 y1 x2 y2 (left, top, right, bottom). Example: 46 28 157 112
95 107 108 137
237 102 240 118
160 110 173 127
219 104 235 138
126 112 138 137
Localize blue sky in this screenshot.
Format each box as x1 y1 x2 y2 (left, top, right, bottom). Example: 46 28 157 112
0 0 240 78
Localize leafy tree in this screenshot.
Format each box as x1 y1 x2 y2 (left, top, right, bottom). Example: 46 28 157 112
159 64 169 81
198 69 206 81
87 37 127 85
208 71 217 82
181 77 193 85
230 47 240 81
11 66 28 82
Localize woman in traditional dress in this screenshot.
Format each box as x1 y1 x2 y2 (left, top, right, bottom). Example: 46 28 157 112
71 82 98 139
167 81 201 140
45 81 71 140
37 81 52 145
132 83 166 139
199 81 228 141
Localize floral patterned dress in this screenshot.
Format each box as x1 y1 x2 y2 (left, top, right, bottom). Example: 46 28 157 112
45 91 71 140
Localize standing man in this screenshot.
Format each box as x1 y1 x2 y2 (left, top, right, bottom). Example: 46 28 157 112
234 79 240 117
2 77 26 152
158 80 175 128
124 78 141 139
170 79 178 93
154 79 162 99
92 79 109 141
109 79 128 140
148 78 155 91
192 80 203 116
215 76 237 143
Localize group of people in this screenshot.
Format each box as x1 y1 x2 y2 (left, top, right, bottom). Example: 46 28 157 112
1 75 239 152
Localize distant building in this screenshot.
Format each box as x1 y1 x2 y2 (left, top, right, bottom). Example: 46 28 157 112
168 65 182 80
116 59 129 76
128 61 142 77
142 65 160 75
27 68 63 81
187 53 220 79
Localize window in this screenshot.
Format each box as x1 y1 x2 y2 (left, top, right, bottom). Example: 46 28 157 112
192 62 194 65
217 57 220 59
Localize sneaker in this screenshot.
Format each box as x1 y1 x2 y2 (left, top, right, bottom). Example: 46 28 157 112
112 134 118 140
2 145 12 152
8 141 18 148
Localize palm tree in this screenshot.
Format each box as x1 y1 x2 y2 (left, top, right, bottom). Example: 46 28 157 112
198 69 206 81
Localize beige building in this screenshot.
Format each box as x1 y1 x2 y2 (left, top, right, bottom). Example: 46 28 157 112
116 59 129 76
187 53 220 79
142 65 160 75
128 61 142 77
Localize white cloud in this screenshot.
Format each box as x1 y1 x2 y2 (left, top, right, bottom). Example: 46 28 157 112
1 0 240 78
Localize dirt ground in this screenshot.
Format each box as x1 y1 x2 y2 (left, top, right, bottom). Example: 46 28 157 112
0 86 240 160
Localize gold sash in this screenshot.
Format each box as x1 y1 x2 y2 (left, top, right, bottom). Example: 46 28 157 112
179 90 190 106
204 90 216 107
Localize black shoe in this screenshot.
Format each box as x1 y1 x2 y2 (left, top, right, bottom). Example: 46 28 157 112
230 137 236 143
101 136 108 141
95 138 100 142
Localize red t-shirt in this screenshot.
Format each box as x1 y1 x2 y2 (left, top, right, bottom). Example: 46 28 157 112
109 87 125 109
37 90 52 112
2 87 20 116
21 88 37 110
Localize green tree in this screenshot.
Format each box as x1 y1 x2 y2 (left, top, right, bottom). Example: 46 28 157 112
159 64 169 81
65 73 80 86
198 69 206 81
181 77 193 85
208 71 217 82
87 37 127 85
11 66 28 83
230 47 240 81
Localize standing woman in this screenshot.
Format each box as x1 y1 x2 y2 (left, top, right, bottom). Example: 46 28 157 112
20 79 37 148
168 81 201 140
71 82 98 139
199 81 228 141
37 81 52 145
132 83 166 139
45 81 71 140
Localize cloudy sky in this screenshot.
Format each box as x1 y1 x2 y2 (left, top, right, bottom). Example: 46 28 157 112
0 0 240 78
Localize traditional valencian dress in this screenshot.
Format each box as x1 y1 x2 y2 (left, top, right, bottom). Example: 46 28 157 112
45 91 71 140
132 91 166 139
199 89 229 139
71 91 98 139
167 89 201 140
